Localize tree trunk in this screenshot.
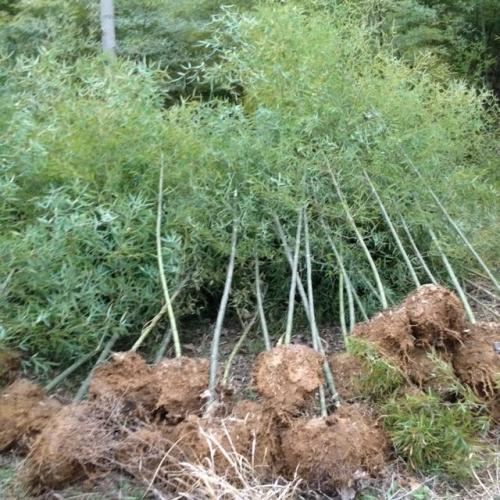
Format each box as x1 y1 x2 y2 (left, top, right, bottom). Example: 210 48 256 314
100 0 116 59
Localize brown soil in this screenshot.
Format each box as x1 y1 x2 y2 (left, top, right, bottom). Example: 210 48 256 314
18 403 113 492
88 352 159 416
154 357 209 422
252 345 324 410
0 379 61 452
281 404 389 489
352 307 414 367
403 285 465 352
0 349 21 386
329 353 368 401
453 322 499 399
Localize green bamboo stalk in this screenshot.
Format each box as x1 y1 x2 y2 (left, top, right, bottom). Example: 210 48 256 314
222 311 258 386
255 258 271 351
303 209 339 409
406 156 499 291
156 163 181 358
428 228 476 324
364 171 420 288
339 274 348 345
153 328 172 364
285 210 303 345
399 217 437 285
45 350 96 392
74 331 120 402
321 221 365 322
208 221 238 405
329 169 388 309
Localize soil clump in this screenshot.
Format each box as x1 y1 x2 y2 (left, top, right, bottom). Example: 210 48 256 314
329 353 368 401
0 349 22 386
0 379 61 452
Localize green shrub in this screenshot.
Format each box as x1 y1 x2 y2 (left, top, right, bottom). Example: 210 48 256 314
382 391 489 478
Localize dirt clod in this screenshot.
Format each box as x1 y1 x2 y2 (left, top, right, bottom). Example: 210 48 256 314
252 345 324 410
154 357 209 421
329 353 368 401
281 404 389 489
404 285 465 351
453 322 499 399
18 403 113 491
0 379 61 452
353 307 414 368
0 349 22 386
88 352 158 415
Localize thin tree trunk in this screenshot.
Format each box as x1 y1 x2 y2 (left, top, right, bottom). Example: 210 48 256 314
100 0 117 59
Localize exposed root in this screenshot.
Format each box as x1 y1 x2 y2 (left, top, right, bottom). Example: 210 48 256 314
281 404 389 489
252 345 324 410
17 403 114 492
0 379 61 452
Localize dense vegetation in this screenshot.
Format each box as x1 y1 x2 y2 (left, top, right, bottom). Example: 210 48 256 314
0 0 498 374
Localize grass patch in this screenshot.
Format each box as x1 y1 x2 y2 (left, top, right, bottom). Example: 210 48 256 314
382 391 489 479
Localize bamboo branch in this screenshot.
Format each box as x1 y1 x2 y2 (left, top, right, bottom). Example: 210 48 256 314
338 273 348 345
428 228 475 324
399 217 437 285
329 169 388 308
255 258 271 351
208 220 238 405
285 210 303 345
364 171 420 288
156 163 181 358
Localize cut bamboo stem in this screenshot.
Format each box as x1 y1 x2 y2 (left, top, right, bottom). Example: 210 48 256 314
399 217 437 285
303 209 339 408
208 221 238 405
428 228 476 324
74 331 120 402
254 258 271 351
329 169 388 308
364 171 420 288
156 163 181 358
222 311 258 386
406 156 499 291
285 210 303 345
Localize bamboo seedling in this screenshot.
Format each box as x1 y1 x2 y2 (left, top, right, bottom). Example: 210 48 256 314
428 228 475 324
222 311 258 386
329 169 388 308
155 164 181 358
208 220 238 405
255 258 271 351
405 155 499 291
275 213 339 408
399 217 437 285
364 171 420 288
303 209 339 409
284 210 303 345
74 330 120 402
